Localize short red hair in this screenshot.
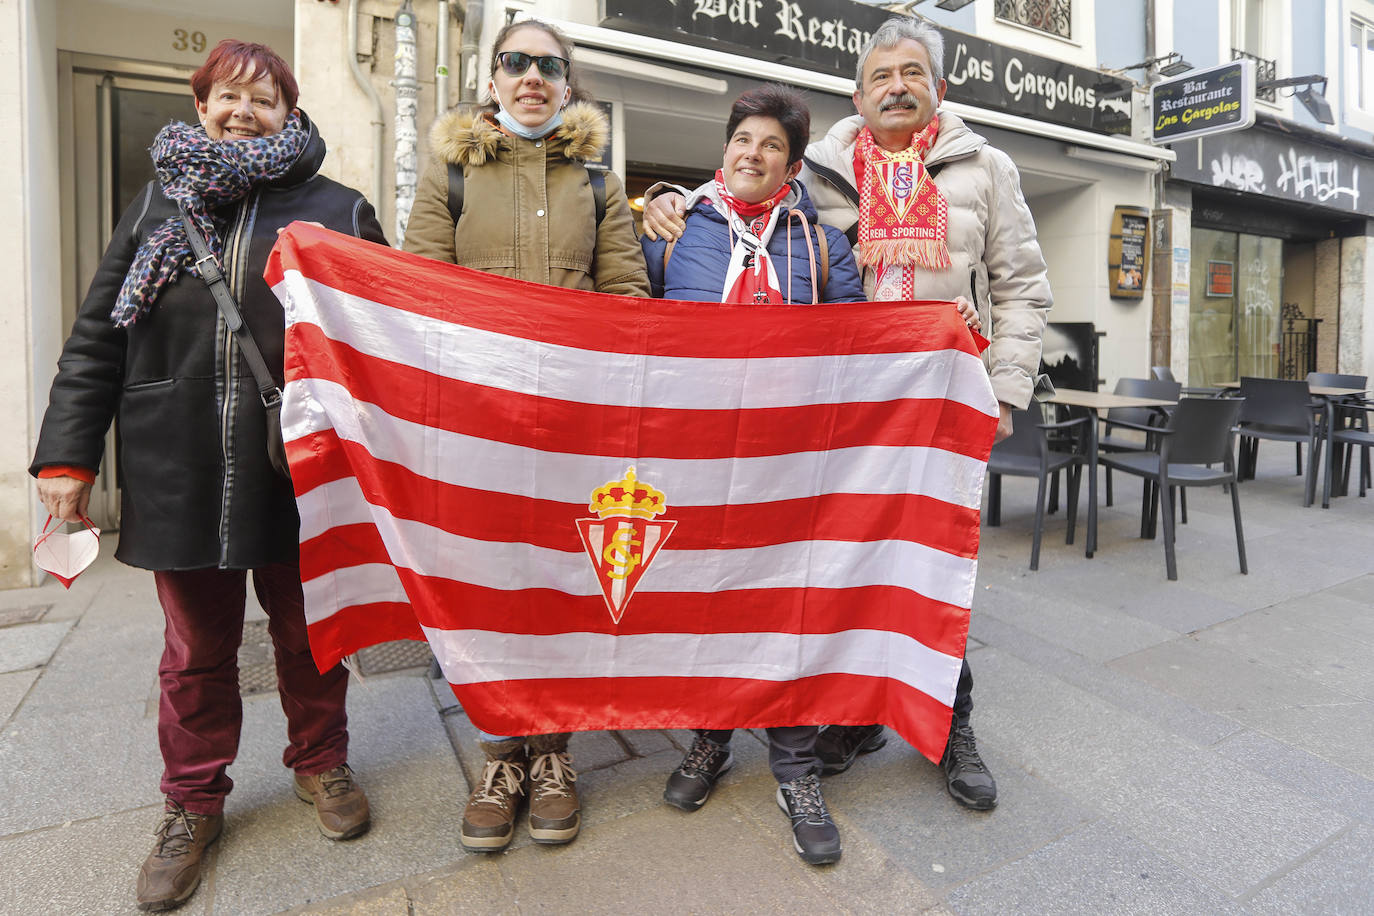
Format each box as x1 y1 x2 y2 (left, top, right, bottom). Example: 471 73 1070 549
190 40 299 110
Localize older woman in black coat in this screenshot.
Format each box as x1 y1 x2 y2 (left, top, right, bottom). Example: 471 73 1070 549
31 39 386 913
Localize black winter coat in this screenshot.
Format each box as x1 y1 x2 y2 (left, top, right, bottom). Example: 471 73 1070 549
31 112 388 570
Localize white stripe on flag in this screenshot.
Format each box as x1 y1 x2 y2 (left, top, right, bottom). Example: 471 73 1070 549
301 563 407 625
422 625 964 706
278 272 997 415
297 474 977 607
285 379 989 510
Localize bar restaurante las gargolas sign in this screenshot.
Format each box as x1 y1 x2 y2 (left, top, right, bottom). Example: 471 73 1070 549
602 0 1133 136
1149 60 1255 144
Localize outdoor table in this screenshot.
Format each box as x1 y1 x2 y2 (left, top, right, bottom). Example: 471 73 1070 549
1046 388 1178 558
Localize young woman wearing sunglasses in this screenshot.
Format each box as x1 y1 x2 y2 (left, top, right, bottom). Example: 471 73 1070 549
403 18 648 856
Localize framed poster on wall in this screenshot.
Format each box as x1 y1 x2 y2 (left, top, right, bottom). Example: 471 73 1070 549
1206 260 1234 297
1109 206 1150 299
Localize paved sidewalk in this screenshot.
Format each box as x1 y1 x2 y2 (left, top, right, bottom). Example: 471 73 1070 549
2 445 1372 915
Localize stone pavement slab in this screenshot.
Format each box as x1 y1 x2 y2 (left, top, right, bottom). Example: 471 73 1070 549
0 804 170 916
0 667 39 723
1244 823 1374 915
196 674 465 916
946 819 1248 916
975 647 1353 897
0 700 163 835
1212 729 1374 825
0 619 72 673
1108 635 1359 713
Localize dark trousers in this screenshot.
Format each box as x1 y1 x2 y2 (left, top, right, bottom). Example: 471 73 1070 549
697 726 820 783
153 564 349 815
952 657 974 731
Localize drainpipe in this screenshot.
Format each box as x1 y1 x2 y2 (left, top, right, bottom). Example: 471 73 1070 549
459 0 485 104
346 0 385 207
436 0 451 116
394 0 419 244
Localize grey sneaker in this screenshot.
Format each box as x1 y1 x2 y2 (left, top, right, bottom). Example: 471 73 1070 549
664 734 734 811
776 773 842 865
942 722 998 810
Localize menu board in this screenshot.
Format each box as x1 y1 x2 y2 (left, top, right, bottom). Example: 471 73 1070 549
1109 206 1150 299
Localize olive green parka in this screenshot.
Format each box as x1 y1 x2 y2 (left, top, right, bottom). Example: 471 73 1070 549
404 102 648 297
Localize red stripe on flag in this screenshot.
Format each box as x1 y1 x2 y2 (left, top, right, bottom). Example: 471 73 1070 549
269 224 983 360
304 602 424 673
312 560 971 653
447 673 955 763
292 432 980 556
283 322 993 460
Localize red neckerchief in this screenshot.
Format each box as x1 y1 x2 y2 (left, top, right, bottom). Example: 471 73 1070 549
853 117 950 283
713 170 790 304
714 169 790 237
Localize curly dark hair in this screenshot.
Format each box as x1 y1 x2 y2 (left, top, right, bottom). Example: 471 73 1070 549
725 84 811 164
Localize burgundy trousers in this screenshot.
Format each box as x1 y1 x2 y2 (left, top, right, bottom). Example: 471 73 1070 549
153 564 349 815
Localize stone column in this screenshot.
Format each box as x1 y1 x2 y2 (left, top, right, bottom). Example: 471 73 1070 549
1338 234 1373 380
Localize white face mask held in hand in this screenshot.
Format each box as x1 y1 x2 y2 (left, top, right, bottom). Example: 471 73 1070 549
33 515 101 589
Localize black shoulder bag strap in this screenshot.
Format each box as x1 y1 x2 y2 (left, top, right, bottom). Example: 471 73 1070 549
179 206 290 477
446 162 607 225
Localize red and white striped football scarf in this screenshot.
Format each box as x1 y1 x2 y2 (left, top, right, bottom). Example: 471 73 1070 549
854 116 950 301
713 170 791 305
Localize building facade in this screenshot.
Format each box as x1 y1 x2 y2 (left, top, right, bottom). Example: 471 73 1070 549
4 0 1371 588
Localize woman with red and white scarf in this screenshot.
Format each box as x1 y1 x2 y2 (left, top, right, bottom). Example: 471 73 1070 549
641 85 864 308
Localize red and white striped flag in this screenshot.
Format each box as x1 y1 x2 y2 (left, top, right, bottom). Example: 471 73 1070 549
266 224 998 762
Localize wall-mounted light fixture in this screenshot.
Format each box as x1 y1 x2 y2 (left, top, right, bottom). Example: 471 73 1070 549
882 0 975 15
1258 75 1335 125
1109 51 1194 78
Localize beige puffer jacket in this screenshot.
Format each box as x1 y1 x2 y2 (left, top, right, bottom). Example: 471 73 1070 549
405 102 649 297
801 112 1051 410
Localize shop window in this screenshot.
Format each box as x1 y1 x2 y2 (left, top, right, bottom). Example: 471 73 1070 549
1232 0 1277 101
993 0 1071 40
1350 16 1374 113
1189 229 1282 386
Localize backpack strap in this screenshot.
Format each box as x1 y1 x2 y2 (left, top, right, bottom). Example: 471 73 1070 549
588 167 607 225
816 224 829 295
446 161 464 225
447 162 606 225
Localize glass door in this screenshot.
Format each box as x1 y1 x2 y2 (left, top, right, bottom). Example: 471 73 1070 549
1188 228 1282 385
64 55 196 529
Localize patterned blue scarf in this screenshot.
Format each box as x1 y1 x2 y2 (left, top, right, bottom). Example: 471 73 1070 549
110 113 308 327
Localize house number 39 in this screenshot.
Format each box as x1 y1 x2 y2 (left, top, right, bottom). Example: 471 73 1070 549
172 29 208 53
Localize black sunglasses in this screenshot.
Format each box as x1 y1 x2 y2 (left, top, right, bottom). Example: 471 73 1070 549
496 51 570 81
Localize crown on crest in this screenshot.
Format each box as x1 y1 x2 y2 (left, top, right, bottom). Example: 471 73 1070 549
589 467 667 519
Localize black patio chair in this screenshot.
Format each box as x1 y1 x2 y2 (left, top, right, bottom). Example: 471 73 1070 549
1306 374 1369 501
1235 377 1321 503
986 407 1088 570
1150 366 1175 382
1314 397 1374 504
1306 372 1368 390
1098 378 1180 506
1098 397 1247 581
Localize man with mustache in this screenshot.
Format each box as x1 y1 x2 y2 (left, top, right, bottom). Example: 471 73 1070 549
643 15 1051 813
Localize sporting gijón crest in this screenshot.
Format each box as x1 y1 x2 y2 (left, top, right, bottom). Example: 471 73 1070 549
576 467 676 624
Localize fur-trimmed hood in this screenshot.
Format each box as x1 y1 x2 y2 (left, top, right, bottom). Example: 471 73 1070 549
429 101 608 167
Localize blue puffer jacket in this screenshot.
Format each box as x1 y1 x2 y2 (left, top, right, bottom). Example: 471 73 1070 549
642 181 864 304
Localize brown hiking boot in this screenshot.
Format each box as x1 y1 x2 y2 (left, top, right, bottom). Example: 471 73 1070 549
135 802 223 912
294 764 372 840
461 740 528 852
527 747 580 845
